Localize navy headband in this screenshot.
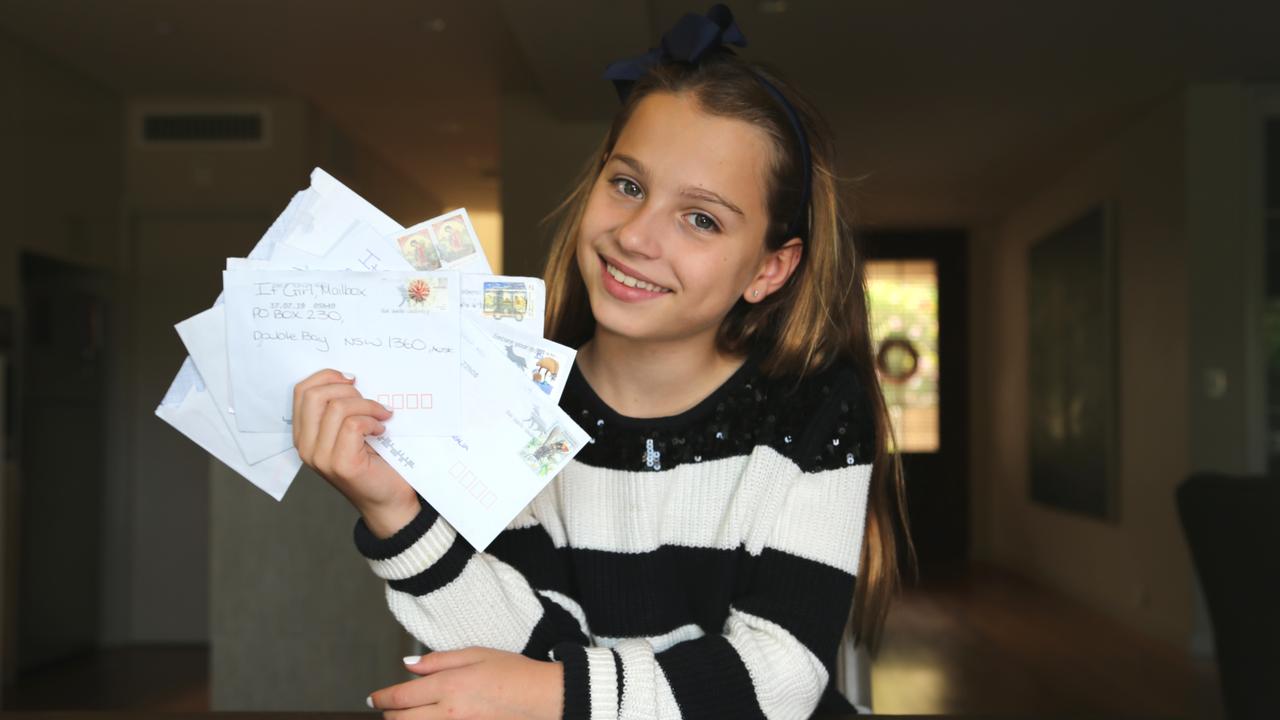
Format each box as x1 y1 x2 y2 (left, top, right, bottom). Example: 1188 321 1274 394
603 3 813 241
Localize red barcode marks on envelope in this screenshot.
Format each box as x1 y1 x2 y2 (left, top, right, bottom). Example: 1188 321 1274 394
449 461 497 509
377 393 433 410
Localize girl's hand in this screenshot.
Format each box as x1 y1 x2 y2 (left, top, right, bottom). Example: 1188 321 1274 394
292 369 418 537
368 648 564 720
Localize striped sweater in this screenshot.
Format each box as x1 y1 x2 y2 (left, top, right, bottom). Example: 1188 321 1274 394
354 354 875 719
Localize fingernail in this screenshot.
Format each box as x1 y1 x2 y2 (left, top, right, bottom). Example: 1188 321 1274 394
342 372 355 381
403 655 421 665
365 695 373 709
382 403 394 414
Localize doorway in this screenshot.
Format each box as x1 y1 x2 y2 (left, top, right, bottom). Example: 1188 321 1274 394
863 231 969 571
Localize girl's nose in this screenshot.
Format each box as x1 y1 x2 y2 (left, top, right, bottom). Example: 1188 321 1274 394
615 203 664 259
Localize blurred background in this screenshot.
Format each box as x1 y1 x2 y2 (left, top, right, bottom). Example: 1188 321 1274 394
1 0 1277 717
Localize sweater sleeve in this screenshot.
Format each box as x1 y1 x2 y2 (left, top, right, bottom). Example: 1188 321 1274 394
549 376 875 720
352 492 591 659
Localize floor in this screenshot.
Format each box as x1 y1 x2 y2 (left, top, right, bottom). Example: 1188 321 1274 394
871 564 1224 718
3 565 1224 717
2 644 208 712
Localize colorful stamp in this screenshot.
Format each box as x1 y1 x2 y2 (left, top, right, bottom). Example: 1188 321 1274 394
520 424 577 478
531 355 560 395
398 276 449 312
483 281 528 321
428 212 479 266
395 231 442 271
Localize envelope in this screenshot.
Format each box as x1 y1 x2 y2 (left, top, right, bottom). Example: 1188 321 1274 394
155 357 301 501
367 318 589 551
177 305 294 464
278 168 404 257
461 274 545 336
222 269 462 436
390 208 492 275
482 325 576 404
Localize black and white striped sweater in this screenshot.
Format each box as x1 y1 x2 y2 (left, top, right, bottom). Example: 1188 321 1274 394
354 354 875 719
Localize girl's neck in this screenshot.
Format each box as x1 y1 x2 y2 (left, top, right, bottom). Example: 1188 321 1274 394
577 328 746 419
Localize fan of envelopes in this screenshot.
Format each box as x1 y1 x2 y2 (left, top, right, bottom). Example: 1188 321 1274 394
157 167 588 551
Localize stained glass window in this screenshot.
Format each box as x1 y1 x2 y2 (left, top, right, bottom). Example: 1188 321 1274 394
866 259 940 453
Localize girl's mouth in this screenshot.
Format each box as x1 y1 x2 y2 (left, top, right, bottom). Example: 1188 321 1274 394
599 256 672 301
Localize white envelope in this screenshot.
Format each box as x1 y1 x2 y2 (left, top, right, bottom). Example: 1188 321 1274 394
177 306 294 464
279 168 404 257
367 318 589 551
483 325 576 404
390 208 492 275
223 269 462 436
460 274 546 336
155 358 301 501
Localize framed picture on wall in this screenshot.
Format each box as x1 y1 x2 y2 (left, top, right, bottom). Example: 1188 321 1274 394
1028 203 1119 521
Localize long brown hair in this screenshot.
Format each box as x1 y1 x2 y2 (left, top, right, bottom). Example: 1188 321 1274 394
542 52 912 650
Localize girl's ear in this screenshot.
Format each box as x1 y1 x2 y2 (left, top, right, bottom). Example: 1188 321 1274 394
744 237 803 303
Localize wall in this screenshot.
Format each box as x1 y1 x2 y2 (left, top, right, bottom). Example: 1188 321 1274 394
1186 83 1268 475
120 96 314 645
970 91 1193 646
0 30 123 672
499 92 606 277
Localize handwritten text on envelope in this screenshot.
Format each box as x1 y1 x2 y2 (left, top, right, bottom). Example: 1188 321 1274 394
223 269 461 436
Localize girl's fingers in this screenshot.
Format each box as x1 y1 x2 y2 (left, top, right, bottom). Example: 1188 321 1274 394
291 369 355 447
293 383 361 460
382 709 439 720
368 675 441 710
328 414 387 479
403 649 485 676
312 397 392 474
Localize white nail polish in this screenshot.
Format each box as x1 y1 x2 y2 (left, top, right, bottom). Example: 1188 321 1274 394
403 655 422 665
342 372 355 380
365 695 373 709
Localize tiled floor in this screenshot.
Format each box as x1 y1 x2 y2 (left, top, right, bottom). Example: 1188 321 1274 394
3 565 1225 717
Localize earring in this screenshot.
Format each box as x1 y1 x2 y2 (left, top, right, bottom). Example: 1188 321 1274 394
752 289 760 298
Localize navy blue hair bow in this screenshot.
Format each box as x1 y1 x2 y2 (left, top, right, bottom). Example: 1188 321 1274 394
603 4 745 102
602 4 812 241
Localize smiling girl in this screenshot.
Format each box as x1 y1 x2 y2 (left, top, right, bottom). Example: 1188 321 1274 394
292 6 908 719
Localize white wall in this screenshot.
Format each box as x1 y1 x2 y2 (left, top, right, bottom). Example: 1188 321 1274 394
969 91 1194 646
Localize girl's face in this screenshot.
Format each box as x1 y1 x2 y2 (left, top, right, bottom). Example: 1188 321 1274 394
576 91 794 347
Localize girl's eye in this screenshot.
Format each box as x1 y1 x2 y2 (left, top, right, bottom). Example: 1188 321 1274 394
612 178 643 198
686 212 720 233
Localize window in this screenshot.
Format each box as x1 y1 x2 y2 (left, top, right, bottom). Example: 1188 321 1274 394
866 259 940 453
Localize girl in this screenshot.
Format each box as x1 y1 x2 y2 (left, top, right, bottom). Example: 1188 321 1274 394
292 6 908 718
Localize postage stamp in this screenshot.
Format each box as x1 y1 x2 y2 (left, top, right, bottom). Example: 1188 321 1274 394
520 424 577 478
395 230 443 271
397 276 450 312
428 210 480 266
482 281 529 321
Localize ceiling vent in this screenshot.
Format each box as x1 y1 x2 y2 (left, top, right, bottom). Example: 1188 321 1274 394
135 107 271 147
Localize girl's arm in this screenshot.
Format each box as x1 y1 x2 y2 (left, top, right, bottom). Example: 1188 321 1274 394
291 368 591 657
353 493 592 659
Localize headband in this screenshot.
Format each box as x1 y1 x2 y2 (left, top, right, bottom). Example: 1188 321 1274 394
603 4 813 241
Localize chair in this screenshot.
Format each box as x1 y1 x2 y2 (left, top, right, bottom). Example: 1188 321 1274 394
1177 473 1280 719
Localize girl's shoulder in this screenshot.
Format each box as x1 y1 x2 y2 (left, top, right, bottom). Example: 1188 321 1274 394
770 356 878 472
560 354 877 474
